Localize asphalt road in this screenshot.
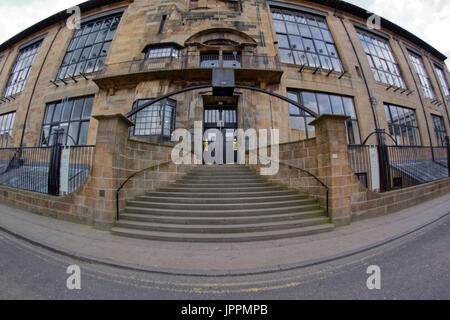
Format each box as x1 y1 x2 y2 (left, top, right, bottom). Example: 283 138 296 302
0 215 449 300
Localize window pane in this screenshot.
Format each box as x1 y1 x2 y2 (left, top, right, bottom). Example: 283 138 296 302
330 95 345 115
78 122 90 145
61 100 74 122
301 92 318 114
82 97 94 120
71 99 84 120
317 94 332 114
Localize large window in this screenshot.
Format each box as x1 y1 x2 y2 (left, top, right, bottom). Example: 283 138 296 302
0 112 15 148
40 96 93 146
409 52 435 99
432 115 447 146
271 8 343 72
357 30 406 89
384 104 421 146
434 64 450 99
287 90 361 144
130 99 176 138
57 13 122 80
3 41 42 97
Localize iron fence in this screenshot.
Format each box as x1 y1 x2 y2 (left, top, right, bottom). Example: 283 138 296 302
348 142 449 192
387 146 448 188
347 145 373 189
95 54 281 78
0 145 95 195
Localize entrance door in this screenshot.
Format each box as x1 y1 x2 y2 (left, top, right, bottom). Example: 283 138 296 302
203 107 238 164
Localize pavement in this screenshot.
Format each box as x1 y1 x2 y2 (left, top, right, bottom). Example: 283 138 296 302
0 193 449 276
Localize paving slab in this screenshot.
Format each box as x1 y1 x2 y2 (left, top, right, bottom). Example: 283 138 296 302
0 193 449 276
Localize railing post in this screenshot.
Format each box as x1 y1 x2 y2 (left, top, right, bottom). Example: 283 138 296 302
376 129 391 192
446 136 450 177
48 129 64 196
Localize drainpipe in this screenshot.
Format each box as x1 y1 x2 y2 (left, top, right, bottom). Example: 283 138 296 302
19 24 64 149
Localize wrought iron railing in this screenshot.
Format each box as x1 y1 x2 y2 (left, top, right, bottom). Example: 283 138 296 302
0 145 95 195
95 54 281 78
348 142 449 192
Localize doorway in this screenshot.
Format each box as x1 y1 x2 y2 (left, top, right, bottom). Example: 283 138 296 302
203 101 238 165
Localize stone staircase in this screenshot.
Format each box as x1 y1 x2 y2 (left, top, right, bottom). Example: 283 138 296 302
111 165 334 242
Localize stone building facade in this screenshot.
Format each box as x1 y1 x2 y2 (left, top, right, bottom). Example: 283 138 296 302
0 0 449 231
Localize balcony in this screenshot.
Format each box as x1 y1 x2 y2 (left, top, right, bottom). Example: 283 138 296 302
93 53 283 90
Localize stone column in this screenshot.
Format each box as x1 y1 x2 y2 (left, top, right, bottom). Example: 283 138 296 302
91 114 134 229
310 114 354 226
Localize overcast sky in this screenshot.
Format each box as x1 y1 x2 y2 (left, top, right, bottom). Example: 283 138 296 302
0 0 449 67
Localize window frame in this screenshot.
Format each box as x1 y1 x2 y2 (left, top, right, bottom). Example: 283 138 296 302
0 111 16 148
384 103 421 146
431 114 447 147
145 46 179 60
56 13 122 80
357 29 406 89
287 89 361 144
434 64 450 98
408 51 436 100
129 98 177 139
40 96 94 147
270 7 343 72
3 40 42 97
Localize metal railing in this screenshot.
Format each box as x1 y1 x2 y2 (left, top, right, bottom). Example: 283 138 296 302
348 141 449 192
347 144 373 189
95 54 281 78
0 145 95 195
387 145 448 188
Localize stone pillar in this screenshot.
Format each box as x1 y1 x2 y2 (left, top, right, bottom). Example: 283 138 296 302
91 114 134 229
310 115 353 226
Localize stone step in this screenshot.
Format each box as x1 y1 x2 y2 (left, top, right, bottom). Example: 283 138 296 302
186 173 258 179
135 194 309 204
174 179 267 185
169 182 273 188
179 177 266 183
115 217 329 234
126 199 317 210
111 224 334 242
146 190 301 198
124 204 321 217
157 186 287 193
119 210 326 225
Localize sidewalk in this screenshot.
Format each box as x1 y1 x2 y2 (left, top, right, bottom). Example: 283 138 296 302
0 193 449 276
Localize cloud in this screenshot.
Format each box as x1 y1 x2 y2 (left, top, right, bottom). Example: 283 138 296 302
0 0 80 45
346 0 450 68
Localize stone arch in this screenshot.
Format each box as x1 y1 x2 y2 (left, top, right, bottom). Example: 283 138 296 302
184 28 258 50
